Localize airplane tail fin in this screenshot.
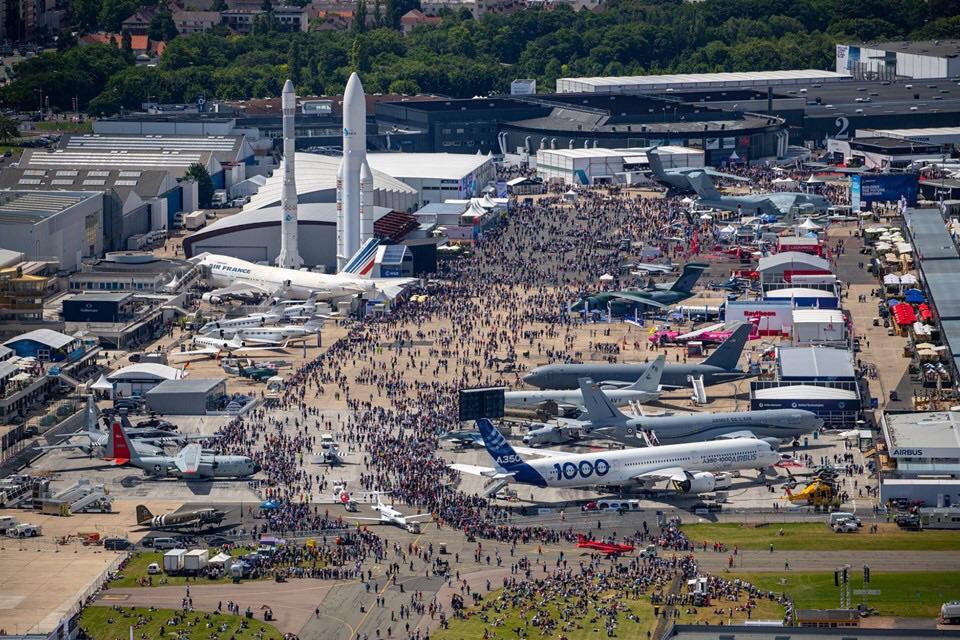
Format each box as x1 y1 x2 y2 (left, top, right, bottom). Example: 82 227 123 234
85 396 98 432
670 263 709 293
578 377 629 426
647 147 666 180
109 417 139 463
477 418 523 469
136 504 152 524
304 316 325 331
625 354 665 393
688 172 721 199
702 322 751 370
340 238 380 277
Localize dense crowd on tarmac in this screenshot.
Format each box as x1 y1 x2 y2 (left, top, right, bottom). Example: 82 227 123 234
200 177 829 636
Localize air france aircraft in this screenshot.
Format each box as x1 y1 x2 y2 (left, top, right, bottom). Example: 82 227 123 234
194 239 414 303
450 419 778 494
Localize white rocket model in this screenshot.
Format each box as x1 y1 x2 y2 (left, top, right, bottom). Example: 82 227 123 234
276 79 304 269
337 72 371 270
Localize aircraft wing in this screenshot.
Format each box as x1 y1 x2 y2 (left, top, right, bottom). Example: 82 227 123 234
675 323 725 341
232 343 290 354
371 278 417 300
633 466 688 483
448 463 514 480
135 434 215 445
36 442 89 452
610 293 668 309
512 446 570 459
714 430 758 440
631 264 674 274
169 347 221 359
207 281 272 299
174 444 203 476
702 169 750 182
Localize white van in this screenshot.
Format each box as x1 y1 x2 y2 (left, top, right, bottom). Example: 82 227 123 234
7 523 41 537
152 537 180 550
828 512 861 528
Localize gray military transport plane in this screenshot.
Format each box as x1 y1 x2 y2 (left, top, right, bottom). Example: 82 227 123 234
646 148 750 193
572 377 823 446
523 322 756 390
688 172 830 218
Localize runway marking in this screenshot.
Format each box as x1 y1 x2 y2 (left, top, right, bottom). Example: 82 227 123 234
100 594 129 601
318 612 356 639
350 531 423 639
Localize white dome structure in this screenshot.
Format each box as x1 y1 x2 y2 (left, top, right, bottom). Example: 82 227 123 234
246 153 417 213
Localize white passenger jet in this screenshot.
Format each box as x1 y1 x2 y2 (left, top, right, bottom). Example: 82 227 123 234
194 239 414 303
450 419 778 494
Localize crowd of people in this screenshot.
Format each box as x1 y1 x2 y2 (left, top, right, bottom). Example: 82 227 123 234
199 180 827 637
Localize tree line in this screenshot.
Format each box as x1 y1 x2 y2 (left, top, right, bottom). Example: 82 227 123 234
2 0 959 115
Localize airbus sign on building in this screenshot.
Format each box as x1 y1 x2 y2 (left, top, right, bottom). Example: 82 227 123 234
882 411 960 477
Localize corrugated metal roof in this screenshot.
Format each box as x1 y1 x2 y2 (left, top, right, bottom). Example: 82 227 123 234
0 359 19 379
778 346 855 379
557 69 850 93
146 377 225 395
905 208 958 261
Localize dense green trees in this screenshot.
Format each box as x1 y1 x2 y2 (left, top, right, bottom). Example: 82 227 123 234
185 163 214 208
4 0 960 116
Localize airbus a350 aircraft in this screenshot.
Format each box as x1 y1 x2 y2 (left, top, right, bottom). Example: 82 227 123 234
451 419 778 494
194 239 414 303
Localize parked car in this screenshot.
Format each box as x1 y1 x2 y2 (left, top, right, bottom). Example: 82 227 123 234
103 537 131 550
151 537 181 550
205 535 234 548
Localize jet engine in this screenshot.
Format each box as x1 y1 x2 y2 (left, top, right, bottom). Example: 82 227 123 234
674 471 716 494
202 292 223 304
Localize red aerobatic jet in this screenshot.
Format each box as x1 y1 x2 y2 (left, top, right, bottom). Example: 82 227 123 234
575 535 635 556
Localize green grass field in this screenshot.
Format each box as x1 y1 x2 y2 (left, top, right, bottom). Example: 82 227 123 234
33 120 93 133
736 571 960 618
681 522 960 551
109 551 236 588
432 589 656 640
80 606 282 640
111 548 327 588
675 594 784 626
